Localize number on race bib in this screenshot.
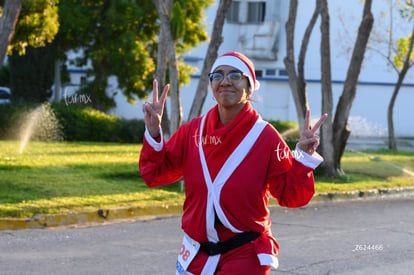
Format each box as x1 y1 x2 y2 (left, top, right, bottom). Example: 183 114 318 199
177 234 201 272
180 244 191 262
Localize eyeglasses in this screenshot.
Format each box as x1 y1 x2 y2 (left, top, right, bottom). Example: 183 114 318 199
208 72 245 84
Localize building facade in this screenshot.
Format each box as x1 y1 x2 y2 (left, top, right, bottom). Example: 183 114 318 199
70 0 414 137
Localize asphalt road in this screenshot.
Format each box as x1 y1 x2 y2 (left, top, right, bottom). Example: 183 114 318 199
1 196 413 275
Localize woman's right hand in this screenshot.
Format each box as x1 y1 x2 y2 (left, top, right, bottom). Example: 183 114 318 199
142 79 169 139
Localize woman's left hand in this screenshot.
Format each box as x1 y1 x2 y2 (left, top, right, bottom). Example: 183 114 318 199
297 109 328 155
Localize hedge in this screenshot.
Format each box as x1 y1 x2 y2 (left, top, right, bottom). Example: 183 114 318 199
267 120 299 150
0 102 146 143
0 102 298 146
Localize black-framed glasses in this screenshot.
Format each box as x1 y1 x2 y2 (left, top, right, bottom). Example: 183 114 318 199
208 72 245 84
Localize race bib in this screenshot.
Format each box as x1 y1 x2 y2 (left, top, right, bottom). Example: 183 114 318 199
176 234 200 274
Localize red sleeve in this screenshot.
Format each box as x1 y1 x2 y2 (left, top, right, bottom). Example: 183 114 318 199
266 131 315 208
138 123 191 188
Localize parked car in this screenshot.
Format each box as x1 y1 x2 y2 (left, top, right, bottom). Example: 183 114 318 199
0 87 11 104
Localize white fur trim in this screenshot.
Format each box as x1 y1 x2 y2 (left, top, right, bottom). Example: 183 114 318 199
210 55 259 91
144 127 163 152
294 145 324 169
199 116 267 233
257 253 279 269
200 255 220 275
197 116 267 273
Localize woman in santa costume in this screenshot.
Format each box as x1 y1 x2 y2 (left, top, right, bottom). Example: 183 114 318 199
139 52 327 275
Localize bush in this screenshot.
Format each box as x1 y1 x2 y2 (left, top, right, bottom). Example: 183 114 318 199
267 120 298 134
51 103 145 143
0 102 36 140
0 64 10 86
0 102 146 143
118 119 146 143
0 103 300 145
267 120 299 150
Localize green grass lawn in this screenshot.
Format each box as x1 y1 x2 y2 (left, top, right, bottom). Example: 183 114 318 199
0 141 413 218
0 141 184 218
316 149 414 193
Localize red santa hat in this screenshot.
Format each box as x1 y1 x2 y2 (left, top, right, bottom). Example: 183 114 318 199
210 51 260 91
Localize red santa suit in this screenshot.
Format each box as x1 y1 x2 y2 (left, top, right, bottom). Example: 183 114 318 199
139 102 323 274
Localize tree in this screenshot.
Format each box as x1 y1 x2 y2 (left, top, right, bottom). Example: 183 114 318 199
388 26 414 149
0 0 24 66
1 0 59 102
318 0 335 176
54 0 159 110
329 0 374 176
152 0 213 137
153 1 170 138
54 0 211 117
368 0 414 150
188 0 232 120
336 0 413 151
284 0 321 131
153 0 182 137
9 43 55 102
285 0 374 177
1 0 59 58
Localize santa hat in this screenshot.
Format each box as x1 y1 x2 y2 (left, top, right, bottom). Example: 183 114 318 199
210 51 260 91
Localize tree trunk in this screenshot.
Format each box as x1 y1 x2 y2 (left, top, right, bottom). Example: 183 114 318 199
318 0 336 177
53 57 62 102
153 0 172 139
297 0 320 120
332 0 374 172
188 0 232 120
156 27 171 140
387 99 397 150
167 41 182 134
154 0 182 136
0 0 24 66
387 24 414 150
284 0 317 131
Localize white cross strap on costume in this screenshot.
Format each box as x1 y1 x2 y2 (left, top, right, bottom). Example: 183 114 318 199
199 115 267 232
198 115 267 274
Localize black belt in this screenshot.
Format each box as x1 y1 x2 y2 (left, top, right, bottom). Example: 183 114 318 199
200 231 261 256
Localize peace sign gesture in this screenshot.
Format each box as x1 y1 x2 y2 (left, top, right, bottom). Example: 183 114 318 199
142 79 169 139
297 109 328 155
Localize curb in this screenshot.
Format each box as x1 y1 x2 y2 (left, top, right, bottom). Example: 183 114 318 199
0 204 183 231
1 187 413 231
312 186 414 202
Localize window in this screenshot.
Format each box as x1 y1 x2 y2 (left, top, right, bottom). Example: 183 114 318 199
226 1 240 23
265 69 276 76
247 2 266 23
278 69 288 77
255 70 263 78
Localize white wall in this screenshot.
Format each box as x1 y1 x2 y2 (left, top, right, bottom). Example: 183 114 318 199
68 0 414 137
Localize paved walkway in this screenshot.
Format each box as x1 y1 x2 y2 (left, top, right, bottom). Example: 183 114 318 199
1 195 413 274
346 137 414 151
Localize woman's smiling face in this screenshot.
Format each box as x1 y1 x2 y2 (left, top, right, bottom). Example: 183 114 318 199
210 65 251 109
